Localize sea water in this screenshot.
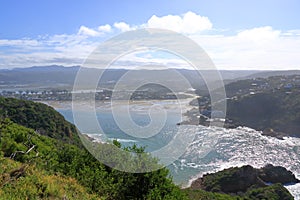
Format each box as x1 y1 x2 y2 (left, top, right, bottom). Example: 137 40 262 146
56 102 300 199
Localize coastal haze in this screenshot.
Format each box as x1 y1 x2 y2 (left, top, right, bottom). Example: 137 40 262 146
1 65 297 92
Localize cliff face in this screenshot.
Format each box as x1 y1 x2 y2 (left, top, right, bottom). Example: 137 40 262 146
184 75 300 139
190 165 298 196
226 91 300 138
221 75 300 139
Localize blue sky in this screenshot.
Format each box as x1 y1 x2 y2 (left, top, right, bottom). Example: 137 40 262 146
0 0 300 69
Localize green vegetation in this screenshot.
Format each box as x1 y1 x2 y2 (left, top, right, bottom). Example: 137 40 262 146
191 75 300 138
189 165 294 200
0 157 101 200
218 75 300 138
0 97 296 199
245 183 293 200
0 97 189 199
183 189 240 200
227 89 300 137
184 184 294 200
0 118 188 199
0 96 81 146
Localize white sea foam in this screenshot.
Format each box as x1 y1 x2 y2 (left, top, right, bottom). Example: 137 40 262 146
177 125 300 199
85 134 138 143
108 138 138 143
56 103 300 198
85 133 106 143
286 183 300 199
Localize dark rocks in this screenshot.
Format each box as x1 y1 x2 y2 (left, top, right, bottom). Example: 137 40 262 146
259 164 300 184
191 165 264 193
190 164 299 195
261 128 289 140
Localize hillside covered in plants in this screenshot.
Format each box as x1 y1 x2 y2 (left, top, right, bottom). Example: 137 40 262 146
0 97 296 199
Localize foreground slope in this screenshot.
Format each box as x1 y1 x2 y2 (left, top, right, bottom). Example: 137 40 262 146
0 97 188 199
0 97 296 199
0 157 101 200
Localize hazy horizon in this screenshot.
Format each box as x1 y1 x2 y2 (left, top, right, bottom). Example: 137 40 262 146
1 64 300 71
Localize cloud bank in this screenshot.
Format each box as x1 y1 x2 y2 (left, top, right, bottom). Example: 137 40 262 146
0 11 299 70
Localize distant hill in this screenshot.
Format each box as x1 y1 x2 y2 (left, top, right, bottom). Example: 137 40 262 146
0 65 80 88
3 66 299 96
11 65 80 72
239 70 300 80
0 65 261 91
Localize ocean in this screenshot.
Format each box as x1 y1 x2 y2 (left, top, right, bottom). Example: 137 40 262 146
52 100 300 198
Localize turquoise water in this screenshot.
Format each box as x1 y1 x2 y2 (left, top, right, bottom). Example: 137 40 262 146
56 106 300 198
58 108 181 152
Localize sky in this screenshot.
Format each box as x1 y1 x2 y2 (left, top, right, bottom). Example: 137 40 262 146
0 0 300 70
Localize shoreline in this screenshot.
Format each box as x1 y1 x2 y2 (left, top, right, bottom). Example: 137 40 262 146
179 101 296 140
40 97 197 114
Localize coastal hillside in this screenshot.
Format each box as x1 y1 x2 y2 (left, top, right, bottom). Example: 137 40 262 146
0 97 297 199
0 97 188 199
0 96 81 146
189 75 300 139
225 75 300 138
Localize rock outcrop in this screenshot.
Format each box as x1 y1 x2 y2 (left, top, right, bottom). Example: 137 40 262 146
190 164 299 194
259 164 299 184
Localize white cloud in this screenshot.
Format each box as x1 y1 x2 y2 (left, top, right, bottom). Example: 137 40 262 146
0 33 97 68
78 25 99 37
0 39 39 47
1 11 300 71
112 50 188 69
191 27 300 70
237 26 281 42
147 11 212 34
98 24 112 33
113 22 134 32
77 24 113 37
